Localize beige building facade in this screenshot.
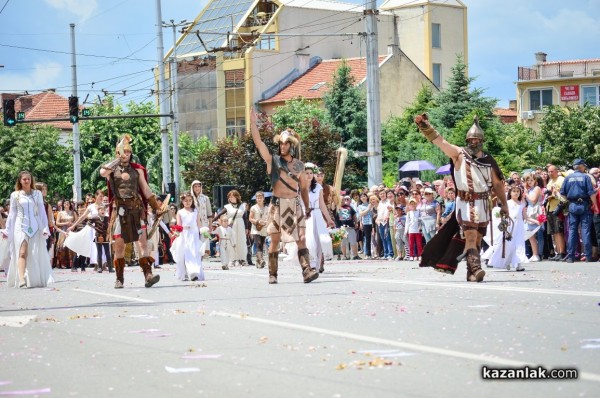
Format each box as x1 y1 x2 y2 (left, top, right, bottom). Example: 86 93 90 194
516 52 600 130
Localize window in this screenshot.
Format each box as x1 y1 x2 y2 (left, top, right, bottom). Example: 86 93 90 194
225 69 246 138
529 89 553 110
433 63 442 88
256 34 276 50
432 23 441 48
582 85 599 106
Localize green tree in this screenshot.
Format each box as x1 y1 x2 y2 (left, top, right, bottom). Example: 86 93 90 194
77 97 163 194
323 60 368 186
271 97 329 137
538 103 600 168
0 123 71 201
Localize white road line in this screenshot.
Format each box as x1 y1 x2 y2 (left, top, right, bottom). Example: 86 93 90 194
213 311 600 383
73 288 155 303
338 277 600 297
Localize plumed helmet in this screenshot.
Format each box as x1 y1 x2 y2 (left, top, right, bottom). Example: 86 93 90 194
116 134 133 156
465 116 485 142
273 128 301 158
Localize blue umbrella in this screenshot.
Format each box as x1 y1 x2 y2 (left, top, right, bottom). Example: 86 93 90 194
436 164 451 175
251 192 273 200
399 160 436 172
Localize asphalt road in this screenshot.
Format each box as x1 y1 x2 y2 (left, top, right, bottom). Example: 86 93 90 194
1 257 599 398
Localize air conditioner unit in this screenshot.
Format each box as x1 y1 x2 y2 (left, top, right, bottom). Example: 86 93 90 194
521 111 535 120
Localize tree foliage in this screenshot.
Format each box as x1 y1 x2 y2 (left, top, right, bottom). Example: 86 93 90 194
323 60 368 186
538 103 600 168
77 97 164 194
0 123 71 202
271 97 329 137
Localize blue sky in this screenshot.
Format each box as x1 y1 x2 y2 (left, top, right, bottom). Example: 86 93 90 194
0 0 599 109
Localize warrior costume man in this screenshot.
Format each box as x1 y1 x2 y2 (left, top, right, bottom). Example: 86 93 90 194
414 114 508 282
100 135 165 288
251 116 319 284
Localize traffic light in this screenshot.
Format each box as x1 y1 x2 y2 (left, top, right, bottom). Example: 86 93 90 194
68 96 79 123
168 182 176 203
3 99 16 127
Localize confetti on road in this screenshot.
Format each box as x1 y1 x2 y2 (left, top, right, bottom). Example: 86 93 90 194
165 366 200 373
0 387 51 395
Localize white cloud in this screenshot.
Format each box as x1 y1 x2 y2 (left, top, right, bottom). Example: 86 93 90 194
44 0 98 21
0 62 64 92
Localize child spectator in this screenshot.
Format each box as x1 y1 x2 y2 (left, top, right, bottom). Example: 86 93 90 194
394 205 406 260
215 215 235 270
404 198 423 261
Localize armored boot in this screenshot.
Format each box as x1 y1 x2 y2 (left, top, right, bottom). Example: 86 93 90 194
114 258 126 289
139 256 160 288
466 248 485 282
298 248 319 283
256 251 265 269
268 252 278 284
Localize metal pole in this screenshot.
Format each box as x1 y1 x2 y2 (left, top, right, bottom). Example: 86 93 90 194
365 0 382 187
70 23 82 202
155 0 171 192
171 20 181 198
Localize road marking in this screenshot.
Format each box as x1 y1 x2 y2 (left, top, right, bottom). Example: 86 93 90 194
213 311 600 383
73 288 154 303
337 277 600 297
0 315 37 328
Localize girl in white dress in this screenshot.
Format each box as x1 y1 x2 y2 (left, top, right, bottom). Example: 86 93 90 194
213 190 247 266
485 186 529 271
304 163 335 271
2 171 53 288
171 193 204 281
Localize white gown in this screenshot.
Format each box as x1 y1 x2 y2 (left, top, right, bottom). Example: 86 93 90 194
224 203 247 262
171 208 204 281
5 190 54 288
305 184 333 269
482 201 529 270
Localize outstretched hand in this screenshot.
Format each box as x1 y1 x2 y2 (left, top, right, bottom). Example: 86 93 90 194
414 113 430 129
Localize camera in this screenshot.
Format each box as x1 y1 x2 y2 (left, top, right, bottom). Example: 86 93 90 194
553 202 565 216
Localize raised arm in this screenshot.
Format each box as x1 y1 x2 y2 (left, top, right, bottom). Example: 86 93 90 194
250 110 272 164
414 114 461 162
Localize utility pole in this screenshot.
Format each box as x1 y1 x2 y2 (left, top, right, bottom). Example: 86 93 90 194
163 19 191 198
155 0 171 192
364 0 383 187
70 23 82 201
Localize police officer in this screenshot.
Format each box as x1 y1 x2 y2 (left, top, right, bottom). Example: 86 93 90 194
560 159 598 263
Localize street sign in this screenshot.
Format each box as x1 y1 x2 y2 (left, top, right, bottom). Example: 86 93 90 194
82 108 91 117
17 112 25 121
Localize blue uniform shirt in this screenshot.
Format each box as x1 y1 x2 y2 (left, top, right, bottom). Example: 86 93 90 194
560 171 595 201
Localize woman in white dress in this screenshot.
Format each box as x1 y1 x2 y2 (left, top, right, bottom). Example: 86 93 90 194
170 193 204 281
484 186 529 271
304 163 335 272
65 189 105 270
213 190 247 266
2 171 53 288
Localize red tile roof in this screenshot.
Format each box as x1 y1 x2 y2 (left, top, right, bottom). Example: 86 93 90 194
260 56 387 104
15 91 72 130
493 108 517 117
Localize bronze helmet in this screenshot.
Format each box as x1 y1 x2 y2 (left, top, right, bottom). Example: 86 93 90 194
465 116 485 142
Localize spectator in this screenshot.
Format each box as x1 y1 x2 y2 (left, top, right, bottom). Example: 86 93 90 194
334 195 359 260
357 193 373 259
560 159 598 263
546 164 567 260
418 187 441 243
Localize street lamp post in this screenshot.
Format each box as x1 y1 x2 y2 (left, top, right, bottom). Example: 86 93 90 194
162 19 192 199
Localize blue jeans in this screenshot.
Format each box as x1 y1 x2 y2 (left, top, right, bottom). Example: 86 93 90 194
567 211 592 260
378 223 393 258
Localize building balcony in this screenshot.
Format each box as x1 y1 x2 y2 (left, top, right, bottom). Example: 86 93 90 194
518 59 600 81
